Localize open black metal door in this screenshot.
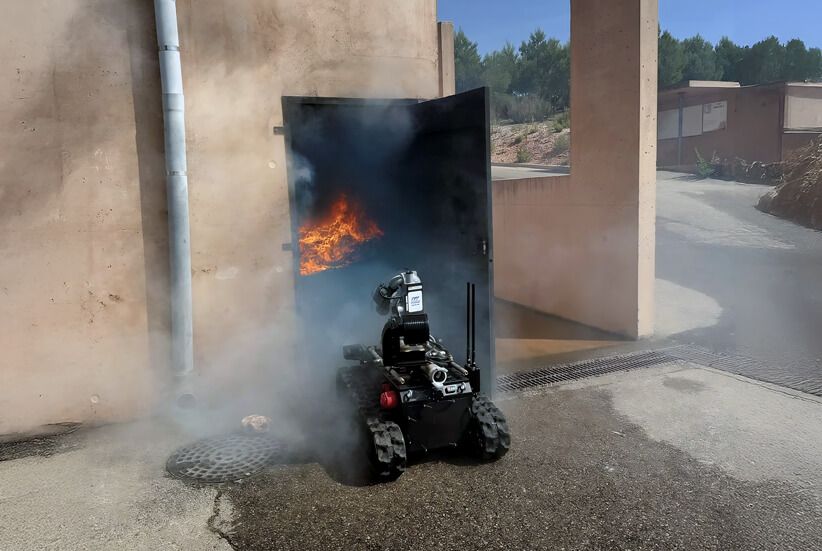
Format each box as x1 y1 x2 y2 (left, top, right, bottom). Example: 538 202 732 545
282 88 494 392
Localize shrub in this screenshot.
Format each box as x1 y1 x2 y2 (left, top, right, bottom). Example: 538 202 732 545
695 148 721 179
552 110 570 132
510 95 553 123
552 133 570 155
516 147 532 163
513 134 524 145
491 92 553 123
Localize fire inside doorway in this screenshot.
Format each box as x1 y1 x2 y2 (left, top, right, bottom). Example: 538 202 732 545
282 88 495 391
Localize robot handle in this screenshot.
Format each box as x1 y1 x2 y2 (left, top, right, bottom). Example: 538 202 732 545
372 273 409 316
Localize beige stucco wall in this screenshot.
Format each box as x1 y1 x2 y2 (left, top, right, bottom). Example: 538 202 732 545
178 0 442 403
784 85 822 130
0 0 445 435
0 1 167 436
494 0 657 338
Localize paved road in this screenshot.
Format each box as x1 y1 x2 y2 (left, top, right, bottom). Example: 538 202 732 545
657 171 822 393
491 163 568 180
491 166 822 393
223 365 822 550
5 364 822 550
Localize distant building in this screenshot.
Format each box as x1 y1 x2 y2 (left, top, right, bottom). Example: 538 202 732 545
657 80 822 169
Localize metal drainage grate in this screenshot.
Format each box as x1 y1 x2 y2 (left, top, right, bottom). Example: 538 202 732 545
496 350 677 393
663 344 822 397
166 432 283 483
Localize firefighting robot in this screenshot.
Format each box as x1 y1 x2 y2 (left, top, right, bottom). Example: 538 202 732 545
337 270 510 481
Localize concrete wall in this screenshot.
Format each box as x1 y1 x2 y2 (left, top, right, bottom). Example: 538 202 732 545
0 0 167 436
494 0 657 338
0 0 445 435
658 84 822 167
657 86 784 167
782 85 822 158
438 22 456 97
178 0 442 402
784 84 822 130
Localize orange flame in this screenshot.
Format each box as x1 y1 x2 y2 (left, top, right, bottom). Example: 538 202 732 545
298 194 383 276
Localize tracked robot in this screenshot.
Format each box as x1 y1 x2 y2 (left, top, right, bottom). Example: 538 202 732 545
337 270 510 481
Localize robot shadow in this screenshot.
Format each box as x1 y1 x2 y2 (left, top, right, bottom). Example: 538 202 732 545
313 445 487 488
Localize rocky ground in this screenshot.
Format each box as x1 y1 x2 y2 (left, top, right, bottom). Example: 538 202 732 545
491 121 570 165
757 136 822 230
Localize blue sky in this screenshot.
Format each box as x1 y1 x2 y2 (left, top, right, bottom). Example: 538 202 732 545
438 0 822 55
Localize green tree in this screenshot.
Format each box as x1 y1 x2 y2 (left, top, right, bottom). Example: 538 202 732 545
658 30 685 87
511 29 570 111
807 48 822 81
454 29 483 92
746 36 786 83
783 39 822 81
455 25 822 122
681 35 722 81
715 37 745 81
482 42 518 94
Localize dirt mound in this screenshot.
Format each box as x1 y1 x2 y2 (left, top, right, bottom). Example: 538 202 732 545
491 122 569 166
757 136 822 230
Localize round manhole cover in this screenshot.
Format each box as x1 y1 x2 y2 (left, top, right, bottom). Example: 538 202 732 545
166 432 282 483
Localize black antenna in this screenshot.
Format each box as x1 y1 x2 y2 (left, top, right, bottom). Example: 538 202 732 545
470 282 476 367
465 282 471 366
465 281 476 368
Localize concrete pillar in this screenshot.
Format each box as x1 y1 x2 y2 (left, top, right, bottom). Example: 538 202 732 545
569 0 657 337
438 21 455 97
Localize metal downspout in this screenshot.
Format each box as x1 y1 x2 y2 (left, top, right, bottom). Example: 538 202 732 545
154 0 194 397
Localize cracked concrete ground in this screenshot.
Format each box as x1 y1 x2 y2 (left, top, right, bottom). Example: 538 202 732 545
2 363 822 550
0 421 232 550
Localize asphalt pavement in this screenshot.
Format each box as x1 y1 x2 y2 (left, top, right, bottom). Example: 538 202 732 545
5 363 821 550
656 171 822 394
220 365 822 551
492 167 822 394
